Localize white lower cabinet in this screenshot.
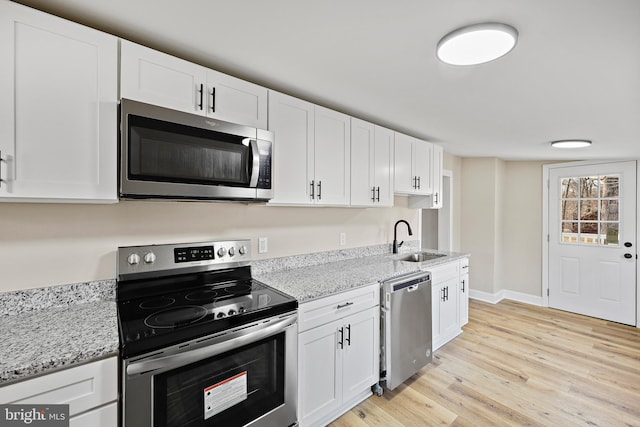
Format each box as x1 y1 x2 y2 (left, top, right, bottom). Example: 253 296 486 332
0 357 118 427
429 259 471 351
298 284 379 427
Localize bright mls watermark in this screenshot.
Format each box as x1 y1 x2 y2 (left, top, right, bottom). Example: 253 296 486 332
0 405 69 426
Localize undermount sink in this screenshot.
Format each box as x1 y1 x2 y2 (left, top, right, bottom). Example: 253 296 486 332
400 252 447 263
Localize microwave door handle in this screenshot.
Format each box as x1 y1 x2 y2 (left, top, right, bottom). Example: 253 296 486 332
249 139 260 187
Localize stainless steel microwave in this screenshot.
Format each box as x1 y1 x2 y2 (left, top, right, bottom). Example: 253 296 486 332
119 99 273 201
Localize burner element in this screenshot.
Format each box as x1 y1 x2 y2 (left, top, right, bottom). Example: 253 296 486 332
139 297 175 309
221 283 252 295
144 306 208 329
185 289 219 301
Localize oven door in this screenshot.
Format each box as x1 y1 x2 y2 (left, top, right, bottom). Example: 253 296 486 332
122 312 297 427
120 98 273 201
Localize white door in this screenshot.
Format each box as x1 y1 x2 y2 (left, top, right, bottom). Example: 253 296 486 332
548 161 636 325
342 306 379 403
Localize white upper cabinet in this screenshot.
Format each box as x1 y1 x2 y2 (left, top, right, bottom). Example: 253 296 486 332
120 40 207 115
268 91 350 206
121 41 267 128
430 144 444 208
0 0 118 202
394 133 432 196
314 105 351 206
350 118 393 207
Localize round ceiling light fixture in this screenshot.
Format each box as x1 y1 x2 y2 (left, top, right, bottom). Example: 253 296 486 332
437 23 518 66
550 139 592 149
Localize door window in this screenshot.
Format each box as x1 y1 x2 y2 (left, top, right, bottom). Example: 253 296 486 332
560 175 620 246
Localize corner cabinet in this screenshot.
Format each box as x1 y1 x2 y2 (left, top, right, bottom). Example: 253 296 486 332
297 284 379 427
120 40 268 128
350 118 393 207
428 257 470 351
394 133 432 195
0 357 118 427
268 91 351 206
0 0 118 202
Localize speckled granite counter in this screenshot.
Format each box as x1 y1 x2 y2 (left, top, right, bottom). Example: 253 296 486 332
0 281 118 385
254 250 469 303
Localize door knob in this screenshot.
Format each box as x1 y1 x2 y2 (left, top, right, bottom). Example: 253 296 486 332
624 242 633 247
624 253 633 259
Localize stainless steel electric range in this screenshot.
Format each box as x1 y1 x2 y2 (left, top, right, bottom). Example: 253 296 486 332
116 239 298 427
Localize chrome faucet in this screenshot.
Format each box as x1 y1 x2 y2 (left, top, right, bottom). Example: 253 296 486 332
393 220 413 254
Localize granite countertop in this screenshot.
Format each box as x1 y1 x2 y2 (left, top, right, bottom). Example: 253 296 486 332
0 281 118 386
255 250 469 303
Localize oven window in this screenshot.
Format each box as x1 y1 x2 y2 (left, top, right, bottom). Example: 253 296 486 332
128 115 251 186
154 333 285 427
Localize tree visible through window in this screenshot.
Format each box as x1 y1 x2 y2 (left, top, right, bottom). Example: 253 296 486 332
560 175 620 245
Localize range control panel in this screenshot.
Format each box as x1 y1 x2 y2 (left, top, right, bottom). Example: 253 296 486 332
117 239 252 280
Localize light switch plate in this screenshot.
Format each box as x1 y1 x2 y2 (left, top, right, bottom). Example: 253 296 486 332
258 237 268 253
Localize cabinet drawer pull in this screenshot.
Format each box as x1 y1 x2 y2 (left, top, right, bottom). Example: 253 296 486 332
211 87 216 112
336 302 353 310
197 84 204 110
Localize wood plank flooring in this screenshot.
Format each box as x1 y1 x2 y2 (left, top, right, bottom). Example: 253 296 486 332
329 299 640 427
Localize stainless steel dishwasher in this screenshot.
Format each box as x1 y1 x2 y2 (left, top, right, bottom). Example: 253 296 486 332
379 270 432 391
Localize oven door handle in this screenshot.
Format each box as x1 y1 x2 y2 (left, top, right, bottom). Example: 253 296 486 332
249 139 260 188
126 314 296 376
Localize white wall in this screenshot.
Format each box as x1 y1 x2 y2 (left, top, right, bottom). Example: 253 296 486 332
0 198 418 292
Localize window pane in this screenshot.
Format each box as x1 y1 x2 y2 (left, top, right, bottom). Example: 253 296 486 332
600 175 619 197
580 177 599 198
601 200 619 221
601 222 619 246
561 178 578 198
561 200 578 221
579 222 599 245
561 222 579 243
579 200 598 221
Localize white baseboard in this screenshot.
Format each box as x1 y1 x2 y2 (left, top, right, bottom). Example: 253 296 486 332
469 289 543 306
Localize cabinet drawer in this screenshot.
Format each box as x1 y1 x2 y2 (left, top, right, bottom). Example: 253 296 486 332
0 357 117 417
70 402 117 427
299 283 379 333
428 261 459 283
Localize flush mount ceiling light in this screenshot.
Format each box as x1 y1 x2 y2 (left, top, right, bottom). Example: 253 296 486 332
437 23 518 65
550 139 593 149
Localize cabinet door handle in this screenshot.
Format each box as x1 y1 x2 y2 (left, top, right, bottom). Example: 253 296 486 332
417 176 421 189
0 151 4 189
345 324 351 346
211 86 216 112
336 301 353 310
445 286 449 301
435 192 439 204
412 176 417 189
317 181 322 200
462 279 465 292
310 180 315 199
371 187 376 202
197 84 204 110
441 288 446 302
376 186 380 202
338 327 344 349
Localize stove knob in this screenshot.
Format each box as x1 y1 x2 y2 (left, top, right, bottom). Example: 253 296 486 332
238 245 247 255
144 252 156 264
228 309 237 316
216 312 226 319
238 306 246 313
217 247 227 257
127 253 141 265
228 247 235 257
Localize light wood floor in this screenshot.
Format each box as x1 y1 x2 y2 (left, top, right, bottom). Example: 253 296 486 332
329 299 640 427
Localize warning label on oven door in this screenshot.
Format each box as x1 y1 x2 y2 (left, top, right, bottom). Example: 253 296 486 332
203 371 248 420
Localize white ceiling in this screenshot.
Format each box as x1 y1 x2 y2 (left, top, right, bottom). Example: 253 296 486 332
15 0 640 160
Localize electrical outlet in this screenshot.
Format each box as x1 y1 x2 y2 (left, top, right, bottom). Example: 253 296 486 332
258 237 268 254
339 232 346 246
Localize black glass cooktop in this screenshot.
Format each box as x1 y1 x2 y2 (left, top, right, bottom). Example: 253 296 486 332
117 267 297 358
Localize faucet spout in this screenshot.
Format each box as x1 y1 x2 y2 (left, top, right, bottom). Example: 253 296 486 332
393 220 413 254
